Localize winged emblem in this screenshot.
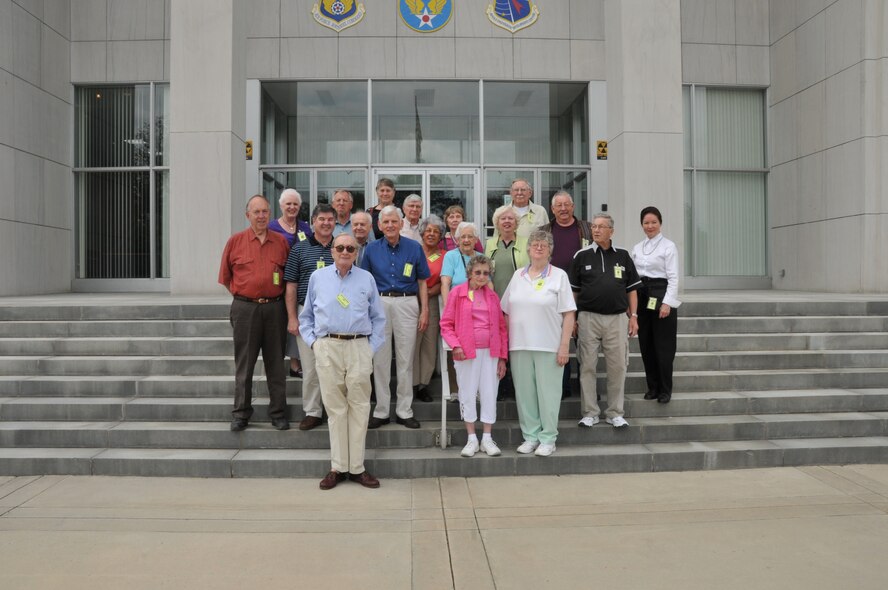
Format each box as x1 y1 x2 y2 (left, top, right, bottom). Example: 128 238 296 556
487 0 540 33
399 0 453 32
313 0 365 32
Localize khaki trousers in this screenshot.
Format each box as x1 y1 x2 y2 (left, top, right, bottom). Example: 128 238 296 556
296 304 323 418
413 296 440 387
314 337 373 474
577 311 629 419
373 296 419 419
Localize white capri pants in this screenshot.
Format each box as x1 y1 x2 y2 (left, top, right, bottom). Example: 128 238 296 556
454 348 499 424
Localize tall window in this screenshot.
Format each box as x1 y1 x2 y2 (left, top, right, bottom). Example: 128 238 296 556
683 86 767 276
74 84 169 279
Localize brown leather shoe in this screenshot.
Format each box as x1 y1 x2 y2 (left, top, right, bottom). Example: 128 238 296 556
319 471 346 490
299 415 323 431
349 471 380 489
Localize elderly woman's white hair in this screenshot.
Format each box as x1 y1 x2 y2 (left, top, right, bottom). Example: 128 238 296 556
491 204 519 229
454 221 479 240
279 188 302 206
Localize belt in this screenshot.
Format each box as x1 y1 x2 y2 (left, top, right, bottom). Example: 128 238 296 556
325 333 368 340
641 277 668 285
379 291 414 297
234 295 283 304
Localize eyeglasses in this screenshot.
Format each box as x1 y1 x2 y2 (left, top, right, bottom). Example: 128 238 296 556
590 225 613 230
471 270 490 276
334 245 357 253
511 187 531 192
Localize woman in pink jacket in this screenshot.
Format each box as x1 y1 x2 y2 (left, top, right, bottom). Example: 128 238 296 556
439 254 509 457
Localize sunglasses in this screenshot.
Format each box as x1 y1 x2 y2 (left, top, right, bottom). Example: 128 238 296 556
334 245 357 253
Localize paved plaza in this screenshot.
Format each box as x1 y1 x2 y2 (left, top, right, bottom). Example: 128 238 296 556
1 466 887 589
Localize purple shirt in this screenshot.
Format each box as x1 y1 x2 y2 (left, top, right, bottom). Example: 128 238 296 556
268 218 313 248
550 220 581 272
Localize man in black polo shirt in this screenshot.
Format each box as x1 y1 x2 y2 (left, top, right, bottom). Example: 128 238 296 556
284 203 336 431
569 213 641 429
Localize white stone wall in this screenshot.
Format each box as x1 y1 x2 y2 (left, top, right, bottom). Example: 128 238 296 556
70 0 170 83
245 0 606 81
680 0 770 86
0 0 72 295
768 0 887 292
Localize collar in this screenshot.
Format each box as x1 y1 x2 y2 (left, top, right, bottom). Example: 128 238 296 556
334 265 353 277
590 241 617 253
520 263 552 279
310 235 333 248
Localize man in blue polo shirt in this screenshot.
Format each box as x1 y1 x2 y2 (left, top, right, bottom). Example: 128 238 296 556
361 205 430 429
569 212 641 430
284 203 336 431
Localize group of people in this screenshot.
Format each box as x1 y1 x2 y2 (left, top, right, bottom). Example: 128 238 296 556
218 178 681 489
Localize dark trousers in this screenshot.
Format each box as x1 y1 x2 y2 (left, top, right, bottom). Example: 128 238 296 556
230 298 288 420
637 304 678 396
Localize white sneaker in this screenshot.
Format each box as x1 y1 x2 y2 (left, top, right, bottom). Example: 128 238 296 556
578 416 600 428
516 440 539 454
460 439 480 457
534 443 556 457
606 416 629 428
480 439 501 457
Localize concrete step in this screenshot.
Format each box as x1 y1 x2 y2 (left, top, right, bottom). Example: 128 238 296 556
2 411 885 450
0 319 232 338
2 332 885 356
3 366 888 399
0 337 233 356
3 349 888 377
679 316 888 334
1 436 886 477
3 388 887 422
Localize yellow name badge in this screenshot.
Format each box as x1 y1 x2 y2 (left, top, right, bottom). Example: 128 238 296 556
582 238 589 248
647 296 658 310
337 293 350 308
316 260 325 270
403 263 413 277
428 253 440 262
534 279 544 291
614 265 623 279
273 272 280 286
297 231 307 241
468 290 474 302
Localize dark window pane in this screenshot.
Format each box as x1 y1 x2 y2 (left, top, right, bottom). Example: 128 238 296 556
77 172 151 278
76 85 151 168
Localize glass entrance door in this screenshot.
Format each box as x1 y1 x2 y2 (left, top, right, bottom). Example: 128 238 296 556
372 169 480 228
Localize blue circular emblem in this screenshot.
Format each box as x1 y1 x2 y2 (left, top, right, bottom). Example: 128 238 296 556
399 0 453 33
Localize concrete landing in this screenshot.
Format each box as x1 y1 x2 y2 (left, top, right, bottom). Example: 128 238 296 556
1 466 887 589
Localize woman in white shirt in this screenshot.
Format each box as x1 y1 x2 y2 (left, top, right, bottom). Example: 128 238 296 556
501 230 576 456
631 206 681 404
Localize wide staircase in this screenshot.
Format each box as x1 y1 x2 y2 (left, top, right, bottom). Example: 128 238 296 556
1 294 887 478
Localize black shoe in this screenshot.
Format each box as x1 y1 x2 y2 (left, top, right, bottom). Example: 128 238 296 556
415 386 433 402
271 417 290 431
644 391 659 400
367 417 390 429
230 418 248 432
289 368 303 378
658 393 672 404
396 416 421 429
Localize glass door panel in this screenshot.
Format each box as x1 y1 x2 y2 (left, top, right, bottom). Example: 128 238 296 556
372 171 423 211
484 169 533 232
429 172 476 224
317 169 367 211
540 170 588 223
261 170 311 222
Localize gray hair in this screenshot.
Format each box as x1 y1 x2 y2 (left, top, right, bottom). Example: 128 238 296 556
526 230 554 259
551 191 573 203
491 204 519 229
350 210 372 225
454 221 478 239
592 212 614 228
279 188 302 207
466 254 492 275
403 194 422 207
379 204 403 220
246 194 270 211
418 214 445 237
